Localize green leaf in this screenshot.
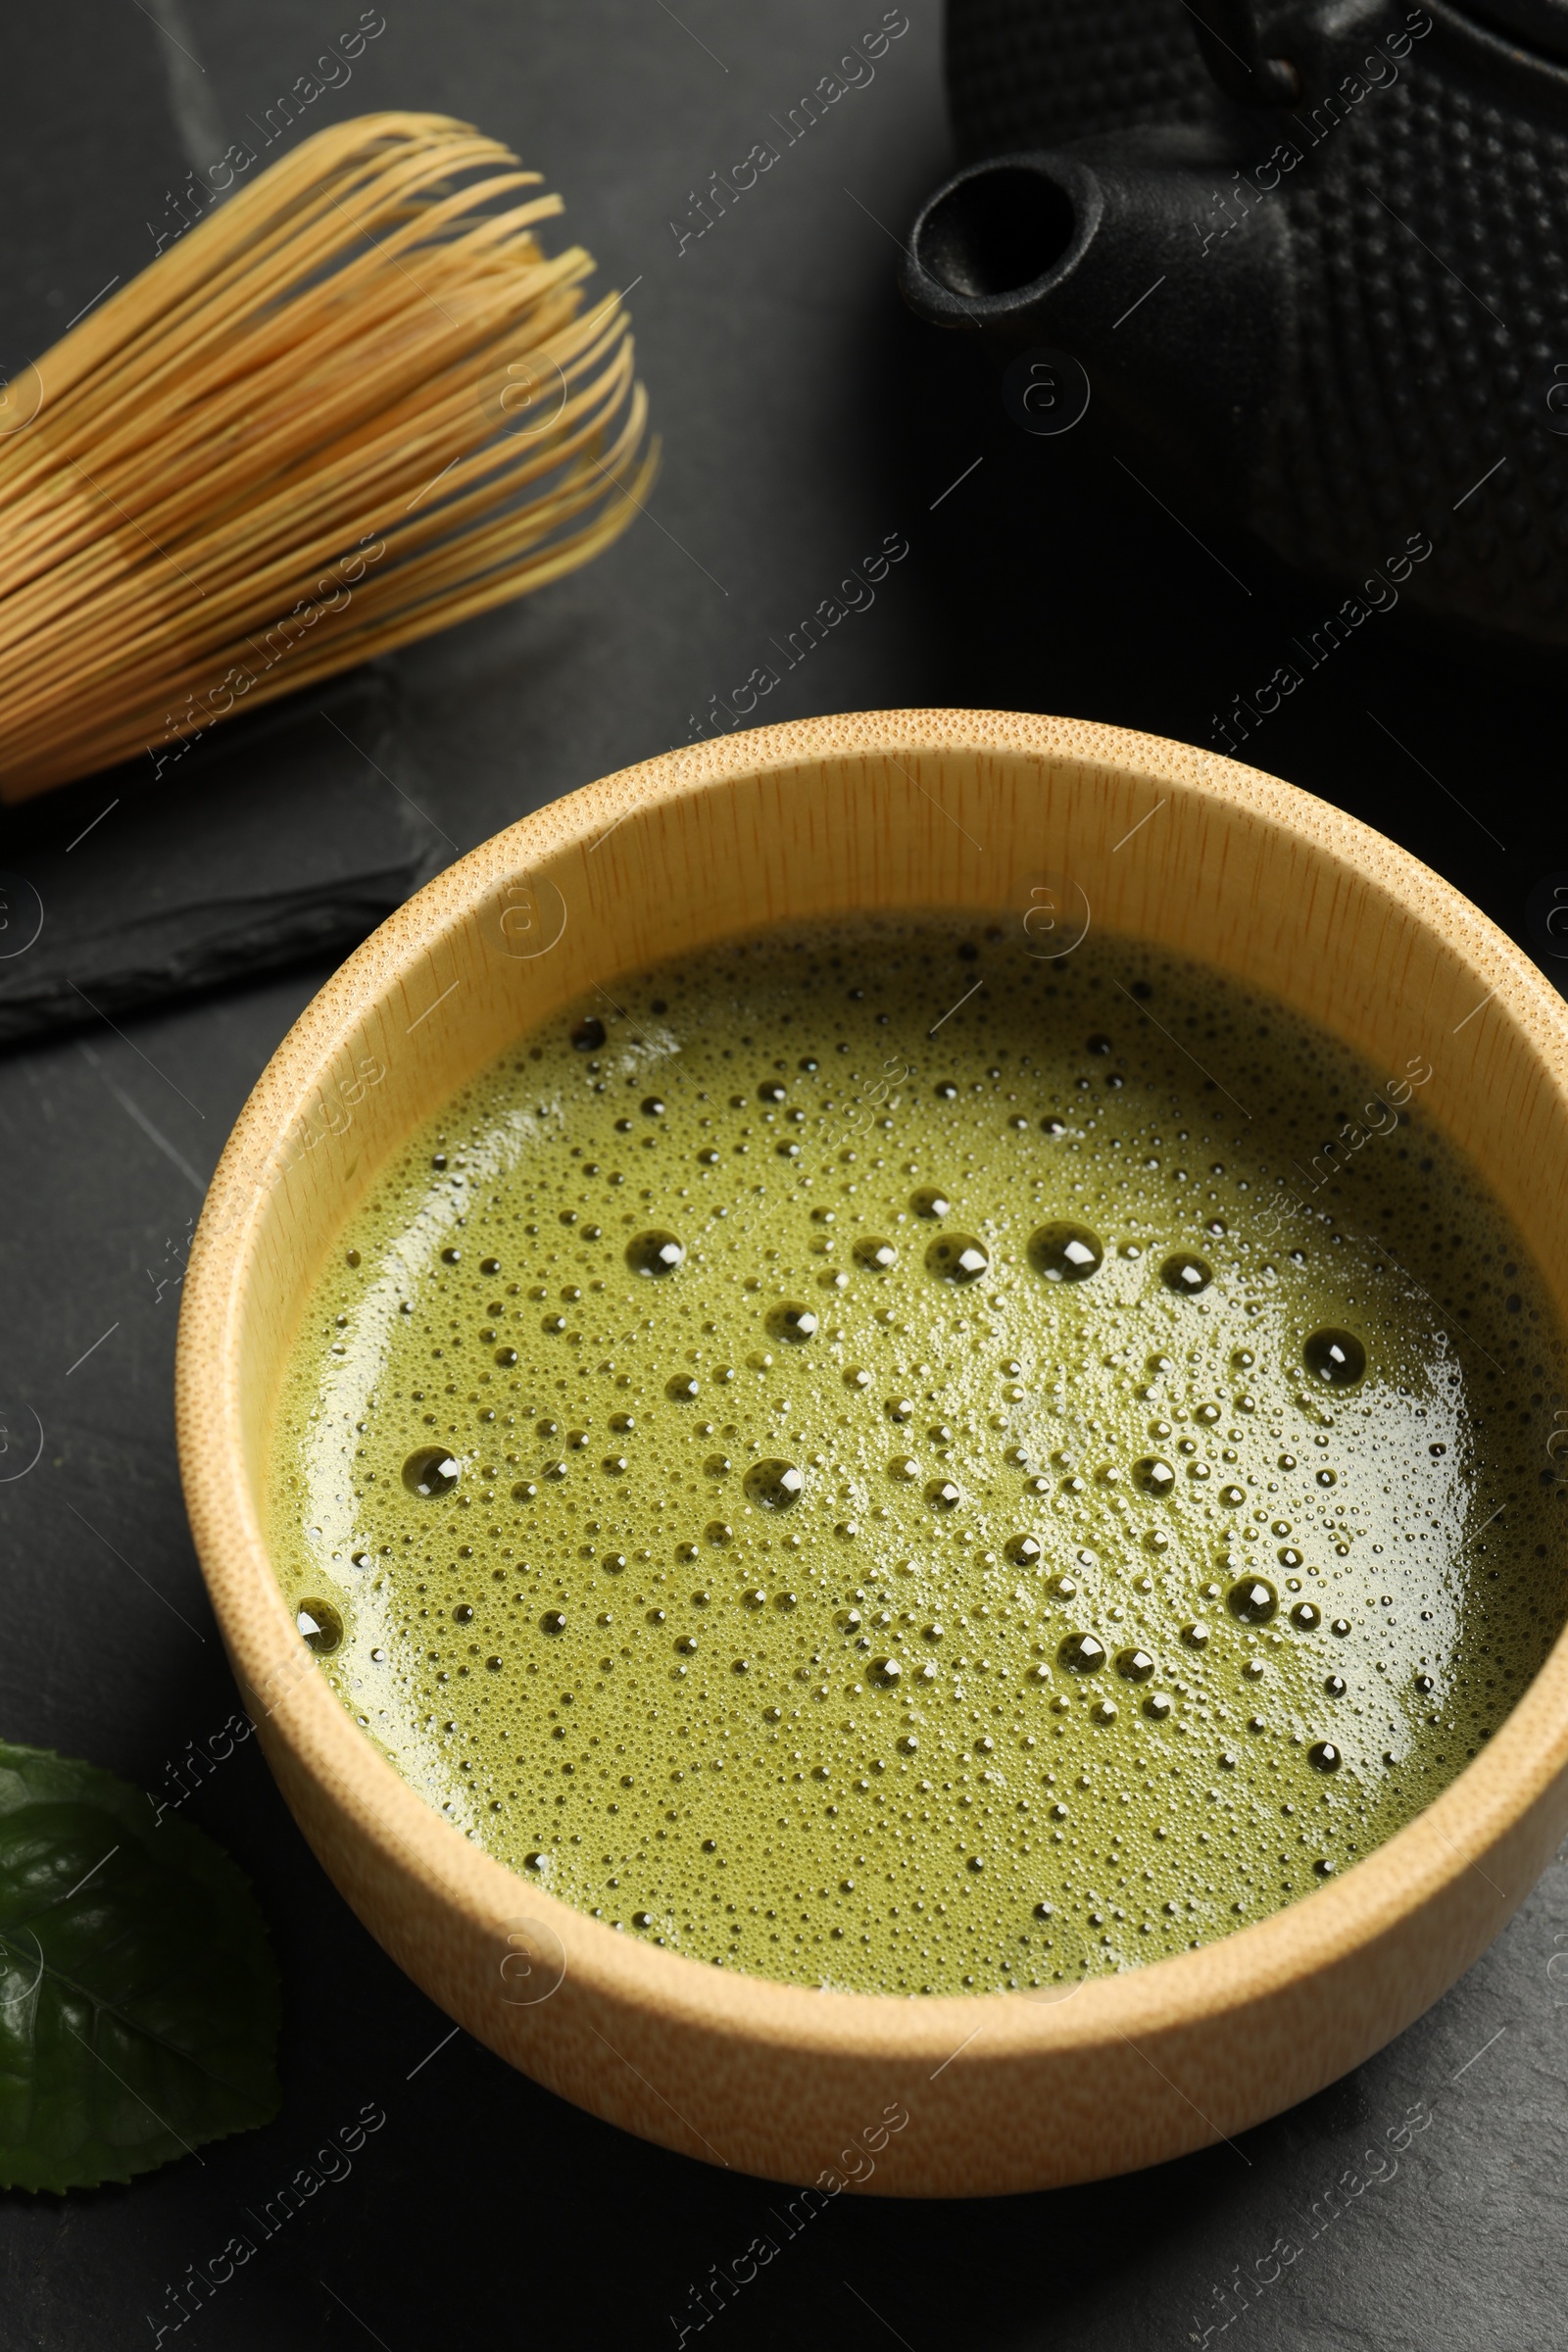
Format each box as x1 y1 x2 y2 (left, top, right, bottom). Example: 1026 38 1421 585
0 1739 281 2191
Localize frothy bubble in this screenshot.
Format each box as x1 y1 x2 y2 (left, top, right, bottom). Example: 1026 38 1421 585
1029 1222 1103 1283
1304 1327 1367 1387
626 1230 684 1278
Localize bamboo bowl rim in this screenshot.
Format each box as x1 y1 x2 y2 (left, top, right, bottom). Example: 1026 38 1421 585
176 709 1568 2082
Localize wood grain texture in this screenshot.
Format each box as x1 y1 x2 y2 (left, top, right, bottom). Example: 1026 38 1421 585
175 710 1568 2195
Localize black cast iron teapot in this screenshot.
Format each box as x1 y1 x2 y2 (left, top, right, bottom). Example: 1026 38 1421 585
902 0 1568 642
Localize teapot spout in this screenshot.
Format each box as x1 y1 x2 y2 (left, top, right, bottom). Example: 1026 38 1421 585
901 134 1287 481
902 153 1102 332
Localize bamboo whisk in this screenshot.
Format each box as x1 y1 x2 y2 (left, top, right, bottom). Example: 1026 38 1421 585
0 112 653 802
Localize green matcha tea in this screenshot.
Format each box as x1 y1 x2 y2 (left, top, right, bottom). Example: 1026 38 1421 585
267 917 1568 1993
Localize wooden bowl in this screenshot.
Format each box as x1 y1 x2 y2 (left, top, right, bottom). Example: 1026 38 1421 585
176 710 1568 2196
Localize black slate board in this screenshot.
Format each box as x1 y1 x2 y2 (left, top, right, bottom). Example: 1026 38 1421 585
0 671 447 1047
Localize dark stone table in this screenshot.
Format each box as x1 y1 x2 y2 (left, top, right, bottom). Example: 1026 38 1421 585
1 4 1563 2346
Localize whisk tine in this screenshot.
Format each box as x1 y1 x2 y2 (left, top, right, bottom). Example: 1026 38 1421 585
0 111 653 801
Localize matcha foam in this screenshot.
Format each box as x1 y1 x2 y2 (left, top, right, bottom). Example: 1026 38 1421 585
267 917 1568 1993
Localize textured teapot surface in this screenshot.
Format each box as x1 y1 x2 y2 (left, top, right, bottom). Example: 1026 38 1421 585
909 0 1568 643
